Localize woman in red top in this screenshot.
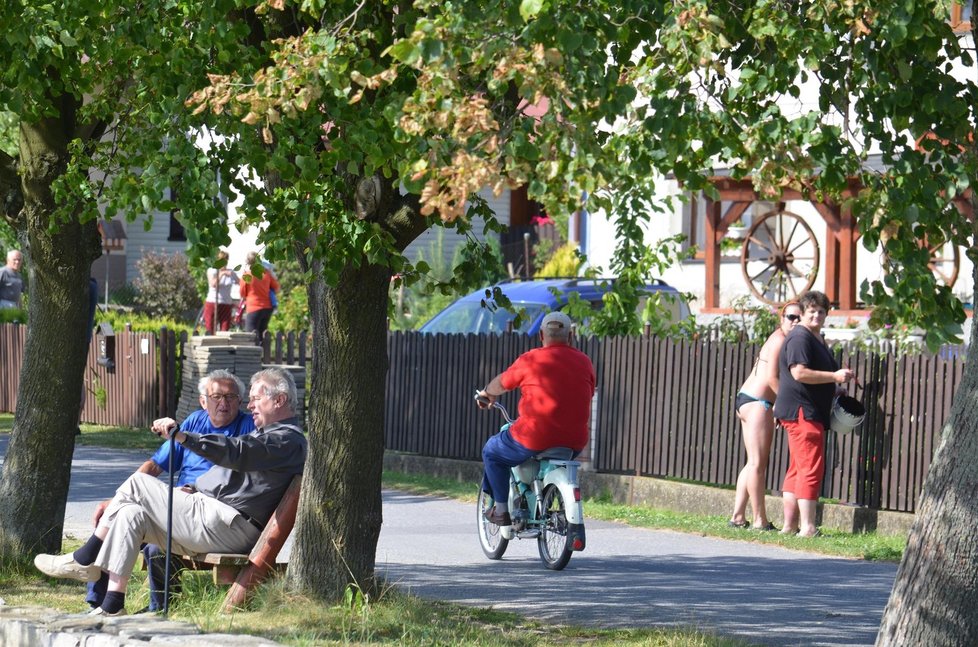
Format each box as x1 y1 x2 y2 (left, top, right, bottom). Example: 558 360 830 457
239 251 280 346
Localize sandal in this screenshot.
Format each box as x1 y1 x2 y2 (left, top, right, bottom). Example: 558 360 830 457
752 522 777 531
727 520 750 529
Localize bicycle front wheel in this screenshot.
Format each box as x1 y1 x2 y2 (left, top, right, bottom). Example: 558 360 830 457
477 486 508 560
537 484 573 570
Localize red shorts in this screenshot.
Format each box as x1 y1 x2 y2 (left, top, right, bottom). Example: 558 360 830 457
781 408 825 500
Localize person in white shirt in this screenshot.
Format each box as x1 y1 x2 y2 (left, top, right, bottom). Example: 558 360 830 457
204 250 237 334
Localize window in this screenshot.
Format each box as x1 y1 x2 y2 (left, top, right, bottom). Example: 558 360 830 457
168 213 187 242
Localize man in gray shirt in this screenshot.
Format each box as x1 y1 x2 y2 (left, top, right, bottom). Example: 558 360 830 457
34 367 307 617
0 249 24 309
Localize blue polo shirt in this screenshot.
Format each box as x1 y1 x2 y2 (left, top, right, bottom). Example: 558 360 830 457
150 409 254 486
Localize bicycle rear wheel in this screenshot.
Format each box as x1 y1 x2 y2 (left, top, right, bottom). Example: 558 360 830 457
537 484 573 570
477 487 508 560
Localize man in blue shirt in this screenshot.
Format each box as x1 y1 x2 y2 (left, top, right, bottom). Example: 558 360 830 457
84 369 255 612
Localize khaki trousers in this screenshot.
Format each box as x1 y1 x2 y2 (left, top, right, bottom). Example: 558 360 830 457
93 472 260 579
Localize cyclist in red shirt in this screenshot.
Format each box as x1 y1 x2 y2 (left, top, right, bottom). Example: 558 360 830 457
476 311 596 526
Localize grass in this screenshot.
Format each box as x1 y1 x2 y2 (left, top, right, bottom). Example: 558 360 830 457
1 551 747 647
75 423 162 452
0 413 162 452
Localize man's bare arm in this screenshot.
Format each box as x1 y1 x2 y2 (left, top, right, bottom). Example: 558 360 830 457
475 374 509 408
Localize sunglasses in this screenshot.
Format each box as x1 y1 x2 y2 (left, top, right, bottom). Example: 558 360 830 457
785 314 801 322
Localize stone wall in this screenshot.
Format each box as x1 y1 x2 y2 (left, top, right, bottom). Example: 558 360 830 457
0 605 284 646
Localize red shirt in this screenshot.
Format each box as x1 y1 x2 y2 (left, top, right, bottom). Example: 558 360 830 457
499 344 596 452
240 271 280 313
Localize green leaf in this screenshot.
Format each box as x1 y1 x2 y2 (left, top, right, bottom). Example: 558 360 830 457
519 0 544 21
387 40 420 65
420 38 443 63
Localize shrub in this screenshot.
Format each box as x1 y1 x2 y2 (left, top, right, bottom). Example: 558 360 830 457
266 256 311 332
268 285 310 332
0 306 26 324
669 295 779 344
131 251 200 321
95 307 192 335
535 242 584 278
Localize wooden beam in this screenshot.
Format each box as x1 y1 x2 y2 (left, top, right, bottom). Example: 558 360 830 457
822 204 840 306
839 204 858 310
720 202 751 230
704 198 722 309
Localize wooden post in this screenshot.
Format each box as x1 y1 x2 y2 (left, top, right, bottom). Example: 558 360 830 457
839 204 858 310
704 198 722 309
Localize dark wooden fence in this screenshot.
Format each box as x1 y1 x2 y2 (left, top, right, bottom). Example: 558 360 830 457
0 324 964 513
384 332 963 514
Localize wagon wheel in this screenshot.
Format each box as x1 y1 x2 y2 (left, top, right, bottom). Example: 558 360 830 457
926 238 959 287
740 209 820 306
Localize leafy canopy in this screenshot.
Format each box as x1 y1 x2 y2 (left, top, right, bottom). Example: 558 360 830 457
1 1 974 347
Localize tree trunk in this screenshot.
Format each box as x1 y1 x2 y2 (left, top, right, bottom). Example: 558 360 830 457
285 259 391 600
877 10 978 640
0 107 101 559
876 243 978 644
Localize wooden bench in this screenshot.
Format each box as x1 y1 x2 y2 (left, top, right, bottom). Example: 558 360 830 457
178 474 302 612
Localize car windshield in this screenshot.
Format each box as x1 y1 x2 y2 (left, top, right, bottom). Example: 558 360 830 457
422 302 546 335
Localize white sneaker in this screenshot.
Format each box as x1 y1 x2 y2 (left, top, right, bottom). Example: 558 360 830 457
88 606 127 617
33 553 101 582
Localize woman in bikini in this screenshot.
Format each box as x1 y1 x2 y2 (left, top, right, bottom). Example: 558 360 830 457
729 302 802 530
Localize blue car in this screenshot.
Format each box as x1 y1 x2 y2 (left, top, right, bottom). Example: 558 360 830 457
419 278 689 335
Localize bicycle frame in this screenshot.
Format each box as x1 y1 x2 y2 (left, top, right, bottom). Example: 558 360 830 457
503 452 586 551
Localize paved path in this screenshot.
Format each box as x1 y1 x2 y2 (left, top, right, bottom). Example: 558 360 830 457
1 436 897 646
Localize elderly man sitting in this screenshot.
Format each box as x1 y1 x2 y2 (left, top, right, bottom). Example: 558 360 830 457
85 368 255 613
35 367 306 616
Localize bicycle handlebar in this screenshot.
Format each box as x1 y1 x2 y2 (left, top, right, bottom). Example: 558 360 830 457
474 391 515 424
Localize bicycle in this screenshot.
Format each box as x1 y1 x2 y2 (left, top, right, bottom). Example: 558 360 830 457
475 393 586 570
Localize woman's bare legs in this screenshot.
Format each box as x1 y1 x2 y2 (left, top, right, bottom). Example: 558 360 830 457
731 403 774 527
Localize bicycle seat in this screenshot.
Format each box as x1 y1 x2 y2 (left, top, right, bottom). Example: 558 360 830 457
535 447 574 460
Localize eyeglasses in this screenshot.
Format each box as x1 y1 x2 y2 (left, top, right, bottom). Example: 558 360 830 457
206 393 240 403
785 314 801 322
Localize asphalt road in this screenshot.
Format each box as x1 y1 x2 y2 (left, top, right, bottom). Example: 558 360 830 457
1 435 898 646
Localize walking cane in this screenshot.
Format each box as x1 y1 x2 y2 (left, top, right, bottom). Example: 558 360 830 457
163 425 176 617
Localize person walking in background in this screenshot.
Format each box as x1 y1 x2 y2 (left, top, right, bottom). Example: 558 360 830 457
239 251 279 346
204 250 238 335
0 249 25 309
773 290 855 538
729 302 802 531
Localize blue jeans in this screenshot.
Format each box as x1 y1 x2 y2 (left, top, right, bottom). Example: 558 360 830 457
86 544 182 611
481 427 535 507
